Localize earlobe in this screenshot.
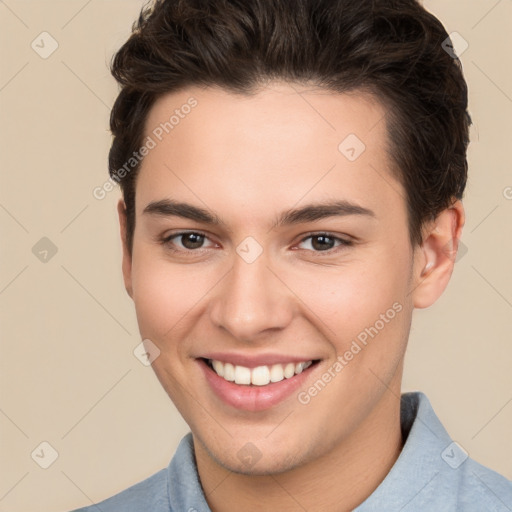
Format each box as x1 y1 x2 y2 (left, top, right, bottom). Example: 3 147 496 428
411 199 465 309
117 198 134 299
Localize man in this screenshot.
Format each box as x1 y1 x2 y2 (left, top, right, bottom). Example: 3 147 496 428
72 0 512 510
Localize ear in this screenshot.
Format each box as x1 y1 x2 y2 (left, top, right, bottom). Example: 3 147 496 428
411 199 465 309
117 198 133 299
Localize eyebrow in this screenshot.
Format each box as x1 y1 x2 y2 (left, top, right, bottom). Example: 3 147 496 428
142 198 376 230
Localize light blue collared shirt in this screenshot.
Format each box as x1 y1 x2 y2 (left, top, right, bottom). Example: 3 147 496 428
69 392 512 511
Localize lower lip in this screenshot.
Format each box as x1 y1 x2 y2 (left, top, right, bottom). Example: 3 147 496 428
198 359 318 412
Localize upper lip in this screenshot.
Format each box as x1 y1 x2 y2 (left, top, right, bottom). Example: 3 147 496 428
199 352 320 368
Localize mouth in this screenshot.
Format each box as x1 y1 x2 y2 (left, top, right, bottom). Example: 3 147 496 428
202 357 320 386
197 357 321 411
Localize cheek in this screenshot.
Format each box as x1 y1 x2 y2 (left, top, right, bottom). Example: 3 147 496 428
130 253 200 391
296 260 407 330
130 248 194 340
286 246 412 364
130 246 224 344
131 265 171 337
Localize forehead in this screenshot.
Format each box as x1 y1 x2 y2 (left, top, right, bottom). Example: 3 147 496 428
143 82 388 160
136 82 405 228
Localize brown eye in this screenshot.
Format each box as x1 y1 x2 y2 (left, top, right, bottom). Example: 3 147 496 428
310 235 336 251
161 231 215 253
297 233 353 254
178 232 205 250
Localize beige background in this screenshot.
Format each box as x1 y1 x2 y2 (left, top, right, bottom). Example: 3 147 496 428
0 1 511 510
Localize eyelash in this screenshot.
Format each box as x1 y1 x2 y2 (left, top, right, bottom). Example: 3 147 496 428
159 231 354 257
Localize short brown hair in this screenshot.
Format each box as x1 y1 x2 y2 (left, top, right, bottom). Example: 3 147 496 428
108 0 471 253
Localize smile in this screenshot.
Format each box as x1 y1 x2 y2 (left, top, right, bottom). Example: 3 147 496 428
198 356 321 411
206 358 314 386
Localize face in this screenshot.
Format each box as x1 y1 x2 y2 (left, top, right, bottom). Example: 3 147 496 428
119 82 449 475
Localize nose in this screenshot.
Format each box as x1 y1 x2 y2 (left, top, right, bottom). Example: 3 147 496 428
209 251 294 343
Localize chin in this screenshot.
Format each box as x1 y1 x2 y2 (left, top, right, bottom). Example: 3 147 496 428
202 432 312 476
219 451 302 477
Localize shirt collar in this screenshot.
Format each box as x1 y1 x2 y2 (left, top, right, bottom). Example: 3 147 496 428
354 391 454 510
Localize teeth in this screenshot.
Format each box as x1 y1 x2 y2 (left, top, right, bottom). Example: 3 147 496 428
223 362 235 381
208 359 314 386
251 365 270 386
283 363 295 379
234 365 251 385
269 364 284 383
212 360 224 377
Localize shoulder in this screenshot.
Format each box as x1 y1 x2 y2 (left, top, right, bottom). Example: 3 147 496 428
66 433 204 512
403 392 512 511
356 392 512 511
68 467 169 512
454 456 512 512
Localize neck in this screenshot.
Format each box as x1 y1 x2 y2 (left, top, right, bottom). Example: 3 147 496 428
194 383 404 512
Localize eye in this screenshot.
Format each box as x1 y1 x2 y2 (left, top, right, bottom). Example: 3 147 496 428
295 233 353 254
159 230 353 256
161 231 216 252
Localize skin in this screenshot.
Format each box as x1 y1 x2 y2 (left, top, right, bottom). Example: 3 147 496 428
117 81 465 512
